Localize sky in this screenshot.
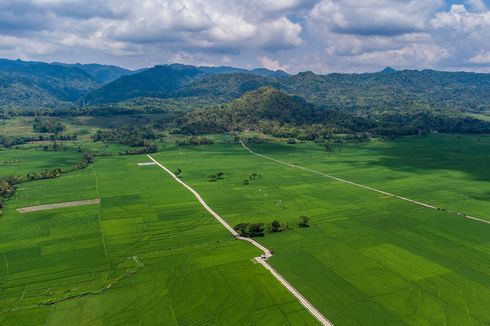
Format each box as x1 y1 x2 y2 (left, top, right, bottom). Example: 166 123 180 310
1 0 490 73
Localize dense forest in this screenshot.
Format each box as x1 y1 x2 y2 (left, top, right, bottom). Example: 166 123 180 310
176 87 490 138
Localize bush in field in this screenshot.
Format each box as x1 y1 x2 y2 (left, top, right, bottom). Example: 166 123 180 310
298 216 310 228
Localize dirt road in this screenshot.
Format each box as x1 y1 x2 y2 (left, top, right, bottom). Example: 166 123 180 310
240 142 490 225
146 154 333 326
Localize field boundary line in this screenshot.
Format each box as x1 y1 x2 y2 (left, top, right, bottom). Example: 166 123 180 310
146 154 333 326
240 142 490 225
91 166 109 270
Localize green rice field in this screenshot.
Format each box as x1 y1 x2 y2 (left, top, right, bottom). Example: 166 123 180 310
1 133 489 325
0 154 316 325
150 134 490 325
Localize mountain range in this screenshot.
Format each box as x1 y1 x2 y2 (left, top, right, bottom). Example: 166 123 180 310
1 58 490 122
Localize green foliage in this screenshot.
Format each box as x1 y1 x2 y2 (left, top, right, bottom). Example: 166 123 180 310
298 216 310 228
0 133 77 147
32 117 65 133
83 64 203 105
233 223 266 237
119 140 158 155
208 171 225 182
93 127 158 147
0 58 99 109
268 220 283 233
175 136 214 146
42 142 65 152
61 63 132 83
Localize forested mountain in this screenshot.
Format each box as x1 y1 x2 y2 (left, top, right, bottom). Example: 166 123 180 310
2 58 490 133
283 69 490 116
60 63 132 83
0 59 100 109
176 87 372 136
197 65 288 77
177 87 490 137
82 64 288 105
83 64 204 105
82 64 490 118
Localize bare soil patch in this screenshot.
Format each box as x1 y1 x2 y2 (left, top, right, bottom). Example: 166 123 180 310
17 199 100 213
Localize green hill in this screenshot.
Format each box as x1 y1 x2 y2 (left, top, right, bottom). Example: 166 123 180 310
0 59 100 109
83 64 203 105
61 63 133 83
176 87 368 135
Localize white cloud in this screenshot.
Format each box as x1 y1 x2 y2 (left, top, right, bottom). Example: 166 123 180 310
257 55 290 71
466 0 486 12
468 51 490 63
431 4 490 32
2 0 490 72
309 0 442 36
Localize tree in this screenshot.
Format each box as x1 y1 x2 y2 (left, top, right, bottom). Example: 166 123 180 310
32 117 65 134
174 168 182 176
82 151 95 164
268 220 283 233
298 216 310 228
216 172 224 179
248 223 265 237
249 173 261 180
234 223 250 236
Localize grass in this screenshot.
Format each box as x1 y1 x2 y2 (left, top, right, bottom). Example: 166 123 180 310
0 154 316 325
149 134 490 325
249 134 490 220
0 147 82 177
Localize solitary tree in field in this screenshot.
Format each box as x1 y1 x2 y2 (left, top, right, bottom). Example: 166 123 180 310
298 216 310 228
174 168 182 176
216 172 224 179
250 173 261 180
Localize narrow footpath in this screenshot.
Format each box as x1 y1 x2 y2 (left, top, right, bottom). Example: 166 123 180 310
146 154 333 326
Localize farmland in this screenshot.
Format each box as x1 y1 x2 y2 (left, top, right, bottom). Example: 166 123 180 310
149 134 490 325
0 132 489 325
0 151 317 325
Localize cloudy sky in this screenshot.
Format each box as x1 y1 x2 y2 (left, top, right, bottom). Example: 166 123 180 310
1 0 490 73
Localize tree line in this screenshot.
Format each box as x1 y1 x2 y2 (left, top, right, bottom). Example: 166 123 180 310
0 151 95 212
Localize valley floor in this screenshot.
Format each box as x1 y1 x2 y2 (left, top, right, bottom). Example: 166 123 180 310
1 133 489 325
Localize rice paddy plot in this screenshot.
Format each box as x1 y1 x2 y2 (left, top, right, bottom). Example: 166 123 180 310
151 135 490 325
0 154 316 325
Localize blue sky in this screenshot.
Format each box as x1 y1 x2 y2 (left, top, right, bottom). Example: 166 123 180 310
1 0 490 73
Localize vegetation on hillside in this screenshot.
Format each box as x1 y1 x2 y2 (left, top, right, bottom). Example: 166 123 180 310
175 87 490 138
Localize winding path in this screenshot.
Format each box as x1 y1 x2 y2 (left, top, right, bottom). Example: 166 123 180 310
146 155 333 326
240 142 490 225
